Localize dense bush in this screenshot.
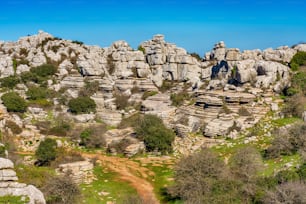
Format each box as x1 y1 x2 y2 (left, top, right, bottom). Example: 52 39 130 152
263 181 306 204
26 86 49 100
35 138 57 166
68 96 96 114
290 51 306 71
20 71 40 83
43 175 80 204
136 114 175 154
1 92 27 112
30 64 57 77
0 76 20 89
265 123 306 158
282 94 306 118
118 113 142 129
229 146 263 182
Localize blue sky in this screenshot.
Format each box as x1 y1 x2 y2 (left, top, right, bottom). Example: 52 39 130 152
1 0 306 55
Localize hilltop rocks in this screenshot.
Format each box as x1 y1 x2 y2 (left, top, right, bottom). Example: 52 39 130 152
0 158 46 204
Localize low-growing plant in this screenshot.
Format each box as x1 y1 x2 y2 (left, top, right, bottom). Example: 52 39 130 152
238 106 252 116
1 92 27 112
30 64 57 77
114 93 130 110
290 51 306 71
68 96 96 114
0 76 20 89
141 91 158 100
26 86 49 100
170 91 190 107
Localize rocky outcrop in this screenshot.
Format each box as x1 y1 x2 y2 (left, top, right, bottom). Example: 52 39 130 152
56 160 94 184
0 158 46 204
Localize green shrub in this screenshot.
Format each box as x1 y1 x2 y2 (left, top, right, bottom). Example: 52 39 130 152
141 91 158 100
170 90 190 107
118 113 142 129
20 71 39 83
0 76 20 89
35 138 57 166
30 64 57 77
136 114 175 154
137 45 145 54
26 86 48 100
275 170 299 184
291 72 306 95
1 92 27 112
68 96 96 114
159 81 174 93
290 51 306 71
0 145 6 157
28 99 53 108
72 40 84 45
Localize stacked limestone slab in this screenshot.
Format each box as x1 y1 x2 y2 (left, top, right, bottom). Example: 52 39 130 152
0 158 46 204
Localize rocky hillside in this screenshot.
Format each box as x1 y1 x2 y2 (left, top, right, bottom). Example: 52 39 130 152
0 31 305 155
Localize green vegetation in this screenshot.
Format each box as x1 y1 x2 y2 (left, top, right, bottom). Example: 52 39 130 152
0 195 29 204
80 165 138 204
189 52 202 61
43 175 80 204
137 45 145 54
79 80 100 97
26 86 49 100
0 76 20 89
68 96 96 114
79 124 107 148
72 40 84 45
35 138 57 166
290 51 306 71
141 91 158 100
30 64 57 77
136 114 175 154
114 93 130 110
170 91 190 107
1 92 27 112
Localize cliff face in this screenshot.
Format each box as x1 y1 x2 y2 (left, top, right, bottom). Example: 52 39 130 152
0 31 305 154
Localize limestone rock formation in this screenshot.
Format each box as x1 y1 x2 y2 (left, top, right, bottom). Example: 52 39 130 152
0 158 46 204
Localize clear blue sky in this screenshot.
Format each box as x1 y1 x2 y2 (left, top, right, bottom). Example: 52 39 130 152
1 0 306 55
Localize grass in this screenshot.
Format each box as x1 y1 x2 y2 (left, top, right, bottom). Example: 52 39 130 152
0 195 29 204
15 164 56 189
80 165 138 204
262 154 301 177
271 117 301 127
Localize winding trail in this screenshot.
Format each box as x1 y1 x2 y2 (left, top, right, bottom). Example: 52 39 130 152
82 152 159 204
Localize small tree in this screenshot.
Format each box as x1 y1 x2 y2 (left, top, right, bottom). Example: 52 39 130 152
68 96 96 114
35 138 57 166
229 146 263 182
1 92 27 112
43 175 80 204
136 114 175 154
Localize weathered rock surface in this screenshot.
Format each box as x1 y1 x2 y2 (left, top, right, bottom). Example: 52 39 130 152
0 158 46 204
56 160 94 184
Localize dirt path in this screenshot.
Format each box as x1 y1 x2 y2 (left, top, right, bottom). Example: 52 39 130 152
82 153 160 204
